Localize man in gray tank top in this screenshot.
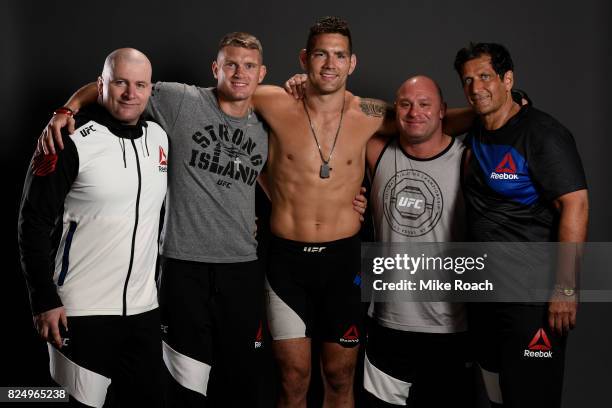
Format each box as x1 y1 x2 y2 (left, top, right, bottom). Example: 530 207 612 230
363 76 473 407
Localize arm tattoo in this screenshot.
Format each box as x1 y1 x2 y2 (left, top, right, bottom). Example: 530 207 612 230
359 98 386 117
360 98 394 121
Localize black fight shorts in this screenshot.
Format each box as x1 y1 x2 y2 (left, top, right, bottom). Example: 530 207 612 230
265 234 363 347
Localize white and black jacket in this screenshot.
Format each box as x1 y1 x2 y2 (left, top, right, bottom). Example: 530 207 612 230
18 104 168 316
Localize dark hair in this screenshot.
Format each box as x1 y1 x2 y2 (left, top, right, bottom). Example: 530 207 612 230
306 16 352 54
218 32 263 59
453 42 514 78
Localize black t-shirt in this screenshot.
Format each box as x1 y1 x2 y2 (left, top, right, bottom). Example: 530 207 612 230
464 105 587 242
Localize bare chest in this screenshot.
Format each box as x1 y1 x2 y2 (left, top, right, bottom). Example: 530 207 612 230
269 111 374 175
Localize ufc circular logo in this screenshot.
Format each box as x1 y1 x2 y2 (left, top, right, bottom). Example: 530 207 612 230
383 169 443 237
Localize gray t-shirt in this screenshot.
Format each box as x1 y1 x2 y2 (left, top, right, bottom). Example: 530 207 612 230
146 82 268 262
369 136 467 333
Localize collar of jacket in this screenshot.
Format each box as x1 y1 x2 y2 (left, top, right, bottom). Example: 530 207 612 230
76 104 147 139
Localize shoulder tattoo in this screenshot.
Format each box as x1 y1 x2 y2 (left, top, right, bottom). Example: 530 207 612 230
360 98 391 118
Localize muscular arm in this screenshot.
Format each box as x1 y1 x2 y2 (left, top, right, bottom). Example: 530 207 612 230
442 107 476 136
360 98 395 135
252 85 289 117
365 134 391 176
64 82 98 113
548 189 589 334
555 189 588 243
553 189 588 288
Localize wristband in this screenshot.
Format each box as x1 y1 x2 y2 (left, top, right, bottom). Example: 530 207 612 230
554 284 575 297
53 107 74 117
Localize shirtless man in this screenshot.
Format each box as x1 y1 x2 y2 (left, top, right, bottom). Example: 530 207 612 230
250 17 390 407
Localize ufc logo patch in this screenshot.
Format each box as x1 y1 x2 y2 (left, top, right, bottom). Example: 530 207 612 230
303 246 326 253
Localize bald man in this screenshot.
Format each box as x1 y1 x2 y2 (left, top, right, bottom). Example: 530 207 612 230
18 48 166 407
362 76 473 407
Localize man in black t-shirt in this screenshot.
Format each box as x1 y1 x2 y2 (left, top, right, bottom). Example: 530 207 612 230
453 43 588 408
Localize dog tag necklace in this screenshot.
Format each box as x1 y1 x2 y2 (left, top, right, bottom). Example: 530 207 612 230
303 96 345 179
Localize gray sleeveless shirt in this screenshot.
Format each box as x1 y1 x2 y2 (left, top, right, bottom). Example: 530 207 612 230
369 136 467 333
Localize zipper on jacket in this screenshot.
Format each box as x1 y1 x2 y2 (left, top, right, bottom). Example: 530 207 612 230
123 139 142 316
58 221 78 286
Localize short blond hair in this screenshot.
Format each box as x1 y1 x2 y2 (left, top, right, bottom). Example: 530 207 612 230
218 32 263 59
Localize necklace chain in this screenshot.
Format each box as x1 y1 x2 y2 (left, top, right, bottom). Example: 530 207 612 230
215 93 252 168
303 96 346 178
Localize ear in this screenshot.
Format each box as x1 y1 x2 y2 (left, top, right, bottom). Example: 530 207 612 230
348 53 357 75
299 49 308 71
212 60 219 79
503 70 514 91
97 76 104 97
440 101 447 120
258 65 267 84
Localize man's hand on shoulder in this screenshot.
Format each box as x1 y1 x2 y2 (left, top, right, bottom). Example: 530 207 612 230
38 109 76 155
37 82 99 155
283 74 308 100
33 306 68 349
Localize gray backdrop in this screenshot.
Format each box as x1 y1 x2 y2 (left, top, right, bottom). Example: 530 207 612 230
3 1 610 406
